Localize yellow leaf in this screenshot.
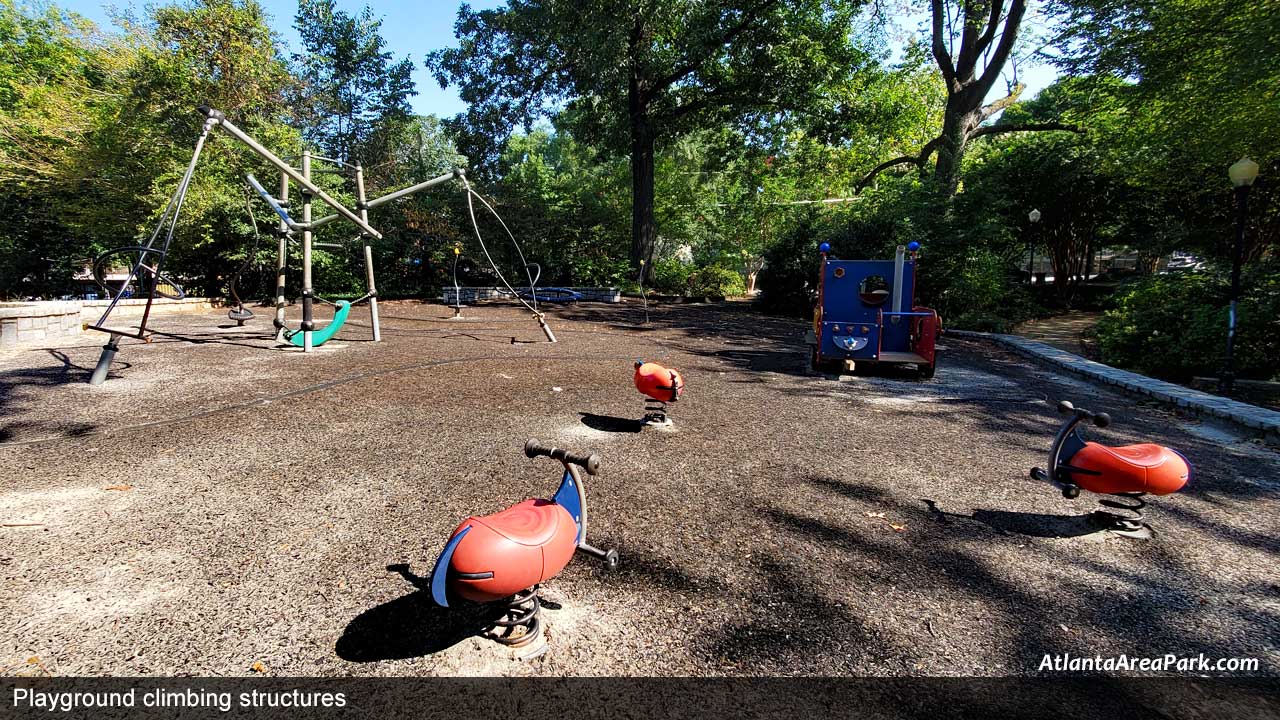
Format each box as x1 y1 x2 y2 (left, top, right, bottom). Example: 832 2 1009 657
26 656 40 664
250 661 265 673
889 524 907 532
104 484 133 491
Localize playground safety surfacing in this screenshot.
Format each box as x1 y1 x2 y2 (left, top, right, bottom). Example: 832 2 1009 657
1 301 1277 676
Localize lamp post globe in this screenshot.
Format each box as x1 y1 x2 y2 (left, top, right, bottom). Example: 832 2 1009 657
1229 157 1259 188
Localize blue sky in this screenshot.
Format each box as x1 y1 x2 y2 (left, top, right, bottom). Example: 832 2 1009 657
57 0 1057 118
60 0 503 117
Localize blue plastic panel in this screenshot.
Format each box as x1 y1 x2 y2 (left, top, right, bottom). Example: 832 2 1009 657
819 259 916 359
551 469 585 544
428 525 471 607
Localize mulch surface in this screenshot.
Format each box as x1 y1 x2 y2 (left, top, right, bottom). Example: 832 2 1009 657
1 300 1276 676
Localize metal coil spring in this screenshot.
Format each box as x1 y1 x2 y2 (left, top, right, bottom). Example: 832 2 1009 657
1094 493 1148 532
485 587 543 647
644 398 669 424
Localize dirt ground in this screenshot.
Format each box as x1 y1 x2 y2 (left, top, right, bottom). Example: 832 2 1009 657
1 300 1277 677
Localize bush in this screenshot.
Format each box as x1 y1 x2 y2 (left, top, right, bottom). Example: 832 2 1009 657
756 215 824 315
649 258 692 294
570 256 631 287
687 265 746 298
1093 261 1280 381
946 280 1049 333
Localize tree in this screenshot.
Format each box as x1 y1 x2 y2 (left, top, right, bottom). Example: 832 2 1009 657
0 0 302 299
494 126 630 286
1045 0 1280 260
428 0 868 278
854 1 1080 197
292 0 415 163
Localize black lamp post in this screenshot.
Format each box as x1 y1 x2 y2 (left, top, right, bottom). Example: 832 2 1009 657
1220 157 1259 394
1028 208 1041 283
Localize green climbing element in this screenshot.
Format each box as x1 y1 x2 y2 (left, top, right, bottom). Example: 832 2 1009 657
284 300 351 348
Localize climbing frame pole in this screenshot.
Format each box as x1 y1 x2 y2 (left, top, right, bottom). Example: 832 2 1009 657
198 107 381 239
354 164 381 342
301 151 314 352
273 170 289 342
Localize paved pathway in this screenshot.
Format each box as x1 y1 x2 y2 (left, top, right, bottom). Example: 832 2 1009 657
1012 312 1101 356
951 329 1280 444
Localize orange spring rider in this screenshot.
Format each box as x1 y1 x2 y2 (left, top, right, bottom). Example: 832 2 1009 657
1031 400 1190 538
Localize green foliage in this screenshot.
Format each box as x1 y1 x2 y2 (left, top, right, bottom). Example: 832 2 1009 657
428 0 873 273
292 0 415 163
649 258 692 295
429 0 869 168
1045 0 1280 262
1094 262 1280 381
488 127 630 286
687 265 746 298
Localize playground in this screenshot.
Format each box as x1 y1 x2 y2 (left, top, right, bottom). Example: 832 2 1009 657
1 300 1277 676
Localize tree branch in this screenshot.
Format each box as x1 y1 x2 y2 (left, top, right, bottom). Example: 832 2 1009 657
930 0 958 88
854 137 945 191
969 121 1083 140
853 122 1080 193
976 82 1025 121
972 0 1026 101
954 1 985 80
976 0 1003 56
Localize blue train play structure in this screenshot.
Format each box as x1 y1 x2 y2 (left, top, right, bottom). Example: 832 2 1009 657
808 241 941 378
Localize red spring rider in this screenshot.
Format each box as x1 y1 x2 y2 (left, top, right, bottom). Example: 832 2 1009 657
1031 400 1190 538
428 440 619 647
634 359 683 426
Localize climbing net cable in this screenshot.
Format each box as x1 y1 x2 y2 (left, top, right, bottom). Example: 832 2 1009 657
227 182 267 318
460 175 542 318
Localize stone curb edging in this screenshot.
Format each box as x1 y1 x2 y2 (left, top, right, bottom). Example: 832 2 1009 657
948 329 1280 444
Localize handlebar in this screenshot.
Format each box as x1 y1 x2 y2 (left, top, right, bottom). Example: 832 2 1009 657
524 439 600 475
1057 400 1111 428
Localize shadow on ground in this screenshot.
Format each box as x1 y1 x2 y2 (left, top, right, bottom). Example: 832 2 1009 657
335 564 508 662
0 350 103 441
922 498 1101 539
579 412 645 434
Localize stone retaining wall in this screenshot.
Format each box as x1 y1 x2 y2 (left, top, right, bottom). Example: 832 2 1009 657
79 297 216 323
0 298 217 349
442 287 621 304
0 302 82 347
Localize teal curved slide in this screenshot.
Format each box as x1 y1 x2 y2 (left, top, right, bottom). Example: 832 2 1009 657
284 300 351 348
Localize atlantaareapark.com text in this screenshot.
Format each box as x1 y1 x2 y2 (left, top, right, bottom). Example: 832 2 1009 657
1040 653 1261 673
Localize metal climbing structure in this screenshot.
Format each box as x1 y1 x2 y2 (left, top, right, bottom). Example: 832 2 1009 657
87 106 556 385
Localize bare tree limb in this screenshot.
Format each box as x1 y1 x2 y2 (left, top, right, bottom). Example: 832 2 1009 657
976 0 1003 55
854 137 946 191
977 82 1025 121
852 122 1079 193
972 0 1027 101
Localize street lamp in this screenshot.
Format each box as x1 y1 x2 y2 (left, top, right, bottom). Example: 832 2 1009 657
1028 209 1041 283
1220 157 1259 394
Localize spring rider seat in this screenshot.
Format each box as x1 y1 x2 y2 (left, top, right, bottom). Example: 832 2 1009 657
428 440 619 648
634 360 683 427
1031 401 1190 538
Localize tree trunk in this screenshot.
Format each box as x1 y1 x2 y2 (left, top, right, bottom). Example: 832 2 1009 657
934 99 976 196
629 84 657 282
